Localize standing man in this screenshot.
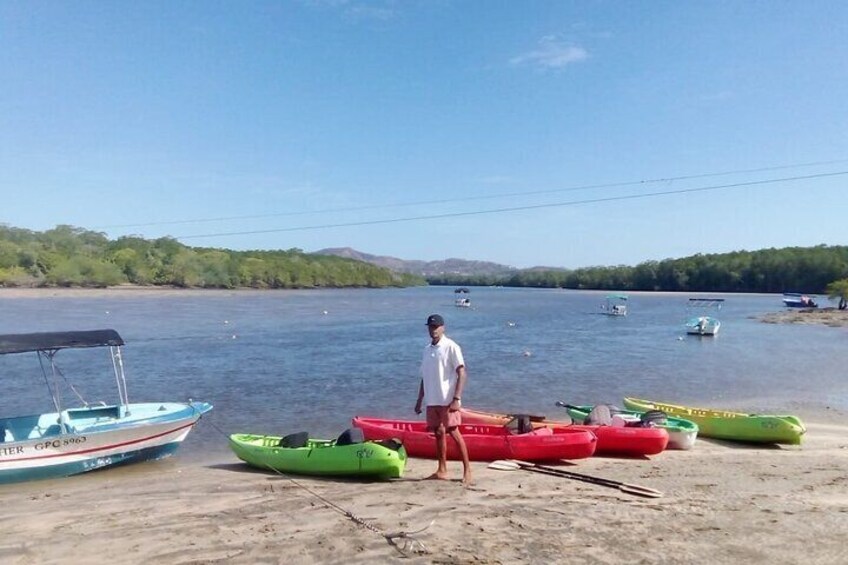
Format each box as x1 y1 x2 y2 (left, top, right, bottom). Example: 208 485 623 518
415 314 471 485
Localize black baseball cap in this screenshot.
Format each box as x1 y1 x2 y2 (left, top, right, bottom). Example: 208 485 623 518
426 314 445 327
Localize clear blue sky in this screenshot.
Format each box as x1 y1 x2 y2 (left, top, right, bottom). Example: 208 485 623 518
1 1 846 268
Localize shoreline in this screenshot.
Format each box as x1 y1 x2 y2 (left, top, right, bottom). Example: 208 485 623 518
0 284 834 299
2 410 846 564
0 285 313 299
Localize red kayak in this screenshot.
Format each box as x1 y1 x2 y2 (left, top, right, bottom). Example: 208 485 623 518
460 408 669 457
351 416 597 462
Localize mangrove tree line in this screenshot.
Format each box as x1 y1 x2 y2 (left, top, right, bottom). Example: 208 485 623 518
0 225 425 289
429 245 848 294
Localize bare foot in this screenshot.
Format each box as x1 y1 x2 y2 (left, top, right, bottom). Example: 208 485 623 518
424 471 449 480
462 472 473 487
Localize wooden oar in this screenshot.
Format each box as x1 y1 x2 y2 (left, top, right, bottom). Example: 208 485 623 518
488 459 663 498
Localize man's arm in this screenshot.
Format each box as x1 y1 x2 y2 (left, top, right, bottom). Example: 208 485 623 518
449 365 466 411
415 379 425 414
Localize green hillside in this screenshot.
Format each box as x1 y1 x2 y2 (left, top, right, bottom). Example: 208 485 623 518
2 224 844 295
429 245 848 294
0 225 425 289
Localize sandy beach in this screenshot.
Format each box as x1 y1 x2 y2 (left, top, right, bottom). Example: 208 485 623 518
2 286 846 563
2 408 846 565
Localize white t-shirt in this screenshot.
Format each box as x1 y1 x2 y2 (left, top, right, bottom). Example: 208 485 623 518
420 335 465 406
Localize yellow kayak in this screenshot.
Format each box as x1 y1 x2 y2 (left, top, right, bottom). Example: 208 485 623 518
622 397 805 445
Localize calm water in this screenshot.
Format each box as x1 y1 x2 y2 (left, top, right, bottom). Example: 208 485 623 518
1 287 845 460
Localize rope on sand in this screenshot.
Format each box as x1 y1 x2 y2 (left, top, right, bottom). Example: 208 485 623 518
263 465 434 557
208 420 433 557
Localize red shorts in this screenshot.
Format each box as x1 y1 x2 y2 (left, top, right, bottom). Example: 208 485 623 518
426 405 461 430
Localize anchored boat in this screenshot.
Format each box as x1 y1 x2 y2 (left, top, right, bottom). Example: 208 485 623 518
454 287 471 308
685 298 725 336
782 293 818 308
0 330 212 484
601 293 628 316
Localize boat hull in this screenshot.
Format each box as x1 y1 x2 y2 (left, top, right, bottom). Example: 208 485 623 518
783 294 817 308
622 397 805 445
563 405 699 450
352 417 597 462
229 434 407 479
0 402 211 484
460 408 669 456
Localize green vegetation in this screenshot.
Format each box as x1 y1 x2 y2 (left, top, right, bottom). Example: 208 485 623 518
826 278 848 310
3 225 845 296
0 225 425 289
429 246 848 295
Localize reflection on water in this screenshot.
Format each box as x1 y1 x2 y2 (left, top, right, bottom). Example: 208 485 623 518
1 287 845 459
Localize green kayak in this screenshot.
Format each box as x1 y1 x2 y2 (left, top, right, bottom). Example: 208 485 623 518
623 397 805 445
561 404 699 450
229 429 407 479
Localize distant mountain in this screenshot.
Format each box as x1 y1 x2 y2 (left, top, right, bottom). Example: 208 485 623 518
313 247 517 277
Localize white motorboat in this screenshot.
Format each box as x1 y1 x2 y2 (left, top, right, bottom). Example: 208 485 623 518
685 298 724 336
0 330 212 484
601 293 628 316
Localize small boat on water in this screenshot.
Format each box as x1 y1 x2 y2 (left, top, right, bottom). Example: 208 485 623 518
686 316 721 336
622 397 805 445
559 404 699 450
685 298 724 336
352 416 597 462
0 330 212 484
782 293 818 308
454 287 471 308
229 429 407 479
601 293 628 317
460 408 669 456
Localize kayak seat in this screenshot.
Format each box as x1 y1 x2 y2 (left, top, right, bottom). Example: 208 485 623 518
637 410 668 427
278 431 309 448
584 405 613 426
505 414 534 434
336 427 365 446
376 438 403 452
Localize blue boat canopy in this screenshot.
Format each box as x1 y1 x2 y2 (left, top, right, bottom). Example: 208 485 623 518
0 330 124 355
